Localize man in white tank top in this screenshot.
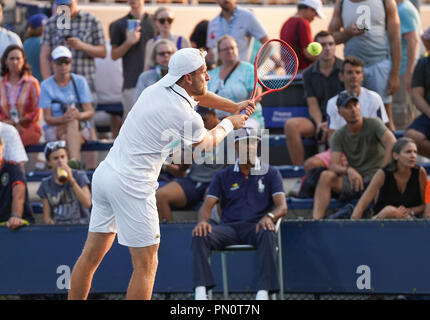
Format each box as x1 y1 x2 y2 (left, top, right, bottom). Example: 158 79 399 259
328 0 401 131
67 48 255 300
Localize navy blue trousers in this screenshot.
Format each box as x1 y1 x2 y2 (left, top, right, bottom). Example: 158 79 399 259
191 221 279 292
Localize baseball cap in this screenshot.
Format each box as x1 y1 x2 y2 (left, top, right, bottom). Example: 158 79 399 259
158 48 207 87
195 106 215 118
51 46 72 60
336 90 359 108
299 0 326 19
422 27 430 41
55 0 71 5
234 119 262 142
28 13 48 29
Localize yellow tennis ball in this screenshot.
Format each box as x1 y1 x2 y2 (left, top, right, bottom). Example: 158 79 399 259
307 42 322 56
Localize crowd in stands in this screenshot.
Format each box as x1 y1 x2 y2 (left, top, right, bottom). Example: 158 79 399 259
1 0 430 299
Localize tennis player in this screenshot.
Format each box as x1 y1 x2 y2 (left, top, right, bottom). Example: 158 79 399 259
68 48 254 300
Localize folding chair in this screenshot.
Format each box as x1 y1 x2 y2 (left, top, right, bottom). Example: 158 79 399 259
208 218 284 300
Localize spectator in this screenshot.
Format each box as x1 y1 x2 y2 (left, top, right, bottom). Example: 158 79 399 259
94 42 123 139
329 0 401 131
352 137 426 220
0 136 34 229
284 31 343 166
312 92 396 220
392 0 421 130
280 0 325 72
156 107 225 222
0 45 42 147
40 0 106 93
190 20 214 70
0 121 28 167
134 39 176 102
422 27 430 54
23 13 48 83
37 140 91 225
191 124 287 300
207 35 264 128
304 56 390 173
404 44 430 159
144 7 190 71
110 0 154 122
0 0 22 68
39 46 95 170
206 0 269 66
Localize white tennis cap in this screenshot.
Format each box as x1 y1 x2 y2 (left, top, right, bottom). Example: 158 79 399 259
51 46 72 60
299 0 326 19
158 48 207 87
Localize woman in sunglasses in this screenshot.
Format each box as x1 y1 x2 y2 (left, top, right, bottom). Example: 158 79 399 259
0 44 42 147
143 7 190 71
39 46 95 169
134 39 176 102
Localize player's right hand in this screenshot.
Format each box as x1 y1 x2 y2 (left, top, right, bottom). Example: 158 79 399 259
192 221 212 237
227 114 248 130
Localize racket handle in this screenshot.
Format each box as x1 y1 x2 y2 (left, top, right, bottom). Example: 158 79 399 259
240 109 247 115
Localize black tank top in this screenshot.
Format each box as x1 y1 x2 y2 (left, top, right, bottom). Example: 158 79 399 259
373 166 422 214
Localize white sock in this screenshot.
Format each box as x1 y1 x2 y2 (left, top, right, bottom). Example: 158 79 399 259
195 286 207 300
256 290 269 300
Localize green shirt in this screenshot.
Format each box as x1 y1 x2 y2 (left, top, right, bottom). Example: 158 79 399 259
331 118 387 180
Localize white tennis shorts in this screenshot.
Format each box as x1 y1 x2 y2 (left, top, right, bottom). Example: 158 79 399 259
89 161 161 248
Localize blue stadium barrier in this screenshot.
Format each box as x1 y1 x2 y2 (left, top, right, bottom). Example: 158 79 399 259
2 221 430 295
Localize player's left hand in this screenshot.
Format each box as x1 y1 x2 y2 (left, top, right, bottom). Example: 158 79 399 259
256 215 275 234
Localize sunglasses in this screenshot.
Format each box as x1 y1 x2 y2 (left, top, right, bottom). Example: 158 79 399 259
44 140 67 158
157 51 173 56
157 17 174 24
54 58 72 65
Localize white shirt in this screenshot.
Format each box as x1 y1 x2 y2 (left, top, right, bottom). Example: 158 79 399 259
104 83 206 191
327 87 389 130
0 122 28 163
0 28 22 67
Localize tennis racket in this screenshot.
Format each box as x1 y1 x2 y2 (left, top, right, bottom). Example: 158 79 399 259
240 39 299 114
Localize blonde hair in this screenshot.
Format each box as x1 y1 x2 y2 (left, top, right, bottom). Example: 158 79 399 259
148 38 177 69
216 35 237 66
153 7 174 35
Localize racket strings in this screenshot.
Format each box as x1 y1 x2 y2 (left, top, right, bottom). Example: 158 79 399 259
256 42 298 90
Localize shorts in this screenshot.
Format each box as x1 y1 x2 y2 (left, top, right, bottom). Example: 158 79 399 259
337 175 371 202
363 59 392 104
89 161 161 248
176 176 209 208
407 114 430 140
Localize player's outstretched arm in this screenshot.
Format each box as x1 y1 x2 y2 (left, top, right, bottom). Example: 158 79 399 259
195 91 255 115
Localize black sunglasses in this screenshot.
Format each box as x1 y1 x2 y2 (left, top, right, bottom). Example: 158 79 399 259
55 58 72 65
158 18 173 24
156 51 173 56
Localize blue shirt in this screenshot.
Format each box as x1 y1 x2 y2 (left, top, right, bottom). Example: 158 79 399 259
206 161 285 223
39 74 93 117
398 0 421 75
23 36 43 82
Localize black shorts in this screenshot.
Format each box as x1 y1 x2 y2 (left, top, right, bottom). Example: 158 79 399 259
176 176 210 208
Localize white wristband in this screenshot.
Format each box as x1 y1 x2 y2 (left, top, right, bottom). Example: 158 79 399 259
218 118 234 135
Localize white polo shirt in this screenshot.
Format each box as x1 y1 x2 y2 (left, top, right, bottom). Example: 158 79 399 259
104 83 206 190
0 28 22 66
0 122 28 163
327 87 389 130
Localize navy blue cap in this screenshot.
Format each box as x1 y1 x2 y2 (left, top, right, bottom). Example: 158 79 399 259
28 13 48 29
55 0 71 5
336 90 359 108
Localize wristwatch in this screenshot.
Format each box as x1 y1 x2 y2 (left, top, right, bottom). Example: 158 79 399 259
266 212 275 222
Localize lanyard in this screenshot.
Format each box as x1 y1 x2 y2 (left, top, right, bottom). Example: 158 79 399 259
5 79 25 110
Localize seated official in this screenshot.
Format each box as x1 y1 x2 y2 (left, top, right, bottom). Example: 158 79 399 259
0 136 34 229
37 140 91 225
191 124 287 300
